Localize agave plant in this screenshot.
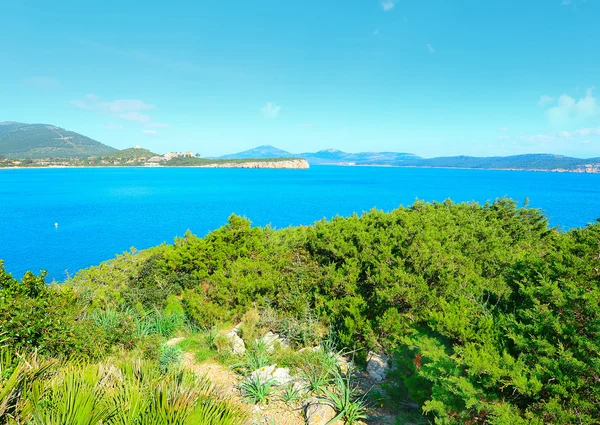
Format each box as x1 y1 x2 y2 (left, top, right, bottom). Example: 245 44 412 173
239 374 276 405
300 363 330 395
279 383 302 404
321 367 368 425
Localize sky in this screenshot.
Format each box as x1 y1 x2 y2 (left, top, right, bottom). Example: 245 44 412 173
1 0 600 158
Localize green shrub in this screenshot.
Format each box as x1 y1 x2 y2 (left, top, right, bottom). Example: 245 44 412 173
322 367 369 425
54 200 599 423
0 264 105 359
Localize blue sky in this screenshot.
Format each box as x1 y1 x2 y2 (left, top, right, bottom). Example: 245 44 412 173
1 0 600 158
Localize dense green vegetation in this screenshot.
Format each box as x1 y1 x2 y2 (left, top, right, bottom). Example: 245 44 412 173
2 199 599 424
0 122 116 158
106 147 158 160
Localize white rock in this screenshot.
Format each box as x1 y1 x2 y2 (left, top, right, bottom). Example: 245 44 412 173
271 367 293 385
257 331 290 353
226 325 246 355
305 400 341 425
367 351 390 382
248 364 292 386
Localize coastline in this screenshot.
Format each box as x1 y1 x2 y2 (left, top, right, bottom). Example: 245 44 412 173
0 159 310 170
2 160 599 174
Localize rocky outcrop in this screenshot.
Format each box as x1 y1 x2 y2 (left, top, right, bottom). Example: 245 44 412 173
225 324 246 355
367 351 390 382
248 364 293 386
257 331 291 353
198 159 309 169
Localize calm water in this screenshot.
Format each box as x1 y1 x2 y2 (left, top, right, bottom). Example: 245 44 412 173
1 166 599 281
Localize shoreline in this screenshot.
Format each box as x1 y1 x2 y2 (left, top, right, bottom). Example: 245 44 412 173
0 159 310 170
1 162 599 174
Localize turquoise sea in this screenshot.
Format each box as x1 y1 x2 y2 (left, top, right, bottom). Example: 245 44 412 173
1 166 599 281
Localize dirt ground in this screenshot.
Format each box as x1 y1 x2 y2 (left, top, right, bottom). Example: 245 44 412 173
182 351 414 425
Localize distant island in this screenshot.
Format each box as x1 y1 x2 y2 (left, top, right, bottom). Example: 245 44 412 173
1 121 599 173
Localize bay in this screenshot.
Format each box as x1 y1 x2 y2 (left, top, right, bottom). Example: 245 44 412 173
1 166 599 281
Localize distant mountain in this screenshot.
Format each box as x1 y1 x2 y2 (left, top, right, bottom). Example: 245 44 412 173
219 146 600 172
0 122 116 158
219 145 294 159
302 149 420 165
219 145 419 165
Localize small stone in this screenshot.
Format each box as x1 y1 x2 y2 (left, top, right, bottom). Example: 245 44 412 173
367 351 390 382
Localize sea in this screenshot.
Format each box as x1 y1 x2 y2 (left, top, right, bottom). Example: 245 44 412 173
1 166 599 282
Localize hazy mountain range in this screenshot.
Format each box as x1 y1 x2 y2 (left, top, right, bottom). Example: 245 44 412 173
218 145 419 165
219 145 600 171
1 122 599 172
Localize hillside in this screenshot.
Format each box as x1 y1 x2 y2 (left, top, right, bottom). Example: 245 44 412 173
106 147 158 160
0 122 116 158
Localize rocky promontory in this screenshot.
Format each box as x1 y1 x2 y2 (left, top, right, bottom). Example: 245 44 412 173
197 159 310 169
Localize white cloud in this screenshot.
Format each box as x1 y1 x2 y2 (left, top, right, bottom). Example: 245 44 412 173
104 99 154 114
544 87 600 124
142 129 157 135
71 95 154 115
71 94 164 125
381 0 396 11
559 127 600 138
498 127 509 131
538 95 554 106
119 112 151 123
70 94 99 110
496 135 510 140
426 43 435 54
260 102 282 118
23 76 61 90
106 122 124 130
518 134 556 144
